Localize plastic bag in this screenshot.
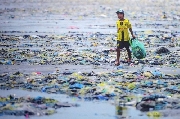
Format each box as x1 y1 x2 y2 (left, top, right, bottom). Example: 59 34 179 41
130 38 146 59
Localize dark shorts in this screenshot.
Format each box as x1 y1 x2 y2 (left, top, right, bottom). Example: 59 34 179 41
117 41 130 49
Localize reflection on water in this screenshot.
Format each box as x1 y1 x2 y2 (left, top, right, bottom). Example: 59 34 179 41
116 106 128 118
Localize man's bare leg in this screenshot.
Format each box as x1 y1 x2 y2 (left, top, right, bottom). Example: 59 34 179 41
116 48 120 65
126 47 131 63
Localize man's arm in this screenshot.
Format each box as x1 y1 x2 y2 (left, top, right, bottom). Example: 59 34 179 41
128 20 135 38
129 28 135 38
116 22 119 33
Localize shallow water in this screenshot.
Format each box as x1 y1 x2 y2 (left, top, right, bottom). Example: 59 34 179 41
1 89 180 119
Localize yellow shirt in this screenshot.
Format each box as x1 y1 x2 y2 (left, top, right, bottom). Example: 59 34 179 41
116 19 132 41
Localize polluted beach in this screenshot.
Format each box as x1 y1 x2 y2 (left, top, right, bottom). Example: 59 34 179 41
0 0 180 119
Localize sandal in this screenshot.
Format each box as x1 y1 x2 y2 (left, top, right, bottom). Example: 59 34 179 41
115 62 120 66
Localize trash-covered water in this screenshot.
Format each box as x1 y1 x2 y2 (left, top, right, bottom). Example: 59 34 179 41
0 89 180 119
0 0 180 119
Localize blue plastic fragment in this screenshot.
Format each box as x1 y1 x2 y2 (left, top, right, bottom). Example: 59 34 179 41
69 83 84 89
152 70 162 77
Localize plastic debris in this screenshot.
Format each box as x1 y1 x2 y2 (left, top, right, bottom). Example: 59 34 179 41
155 47 170 54
0 95 79 117
0 0 180 118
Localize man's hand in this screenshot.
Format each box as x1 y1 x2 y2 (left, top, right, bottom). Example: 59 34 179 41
129 28 136 39
132 34 136 39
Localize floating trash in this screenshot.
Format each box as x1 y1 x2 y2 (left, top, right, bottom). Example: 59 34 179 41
0 95 79 117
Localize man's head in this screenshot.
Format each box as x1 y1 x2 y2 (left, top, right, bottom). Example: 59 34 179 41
116 9 124 20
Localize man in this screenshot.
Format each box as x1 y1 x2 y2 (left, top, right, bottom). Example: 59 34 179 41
115 9 135 66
